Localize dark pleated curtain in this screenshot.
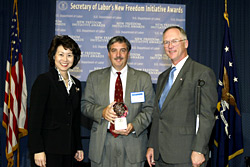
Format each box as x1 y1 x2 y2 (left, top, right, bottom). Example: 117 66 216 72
1 0 250 166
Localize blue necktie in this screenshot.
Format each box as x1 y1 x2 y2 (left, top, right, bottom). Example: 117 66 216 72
159 67 176 110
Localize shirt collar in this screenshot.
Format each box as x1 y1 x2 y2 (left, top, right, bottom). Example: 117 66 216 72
172 55 189 70
56 67 75 85
111 64 128 76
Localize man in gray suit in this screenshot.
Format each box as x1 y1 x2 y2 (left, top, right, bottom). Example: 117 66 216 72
146 26 217 167
82 36 155 167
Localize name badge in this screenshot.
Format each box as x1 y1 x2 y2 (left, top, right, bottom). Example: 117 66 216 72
130 91 145 103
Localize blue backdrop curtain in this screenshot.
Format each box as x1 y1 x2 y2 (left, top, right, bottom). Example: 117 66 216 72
1 0 250 167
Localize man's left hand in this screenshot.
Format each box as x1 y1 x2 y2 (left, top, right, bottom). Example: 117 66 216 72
191 151 205 167
74 150 84 162
112 123 134 136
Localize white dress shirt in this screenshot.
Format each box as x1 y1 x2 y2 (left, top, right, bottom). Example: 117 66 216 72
109 65 128 103
172 55 189 83
107 65 128 129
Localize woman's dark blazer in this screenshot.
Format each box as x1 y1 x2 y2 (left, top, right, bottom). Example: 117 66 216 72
28 68 82 155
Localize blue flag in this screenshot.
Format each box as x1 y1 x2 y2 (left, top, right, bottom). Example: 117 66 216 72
213 17 244 166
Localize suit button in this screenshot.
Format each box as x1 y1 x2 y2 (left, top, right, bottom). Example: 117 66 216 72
117 151 121 156
68 112 71 115
67 123 70 126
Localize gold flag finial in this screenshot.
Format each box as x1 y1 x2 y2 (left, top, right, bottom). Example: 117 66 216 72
224 0 230 27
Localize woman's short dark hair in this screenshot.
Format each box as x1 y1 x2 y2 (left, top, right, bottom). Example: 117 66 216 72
48 35 81 69
107 36 131 52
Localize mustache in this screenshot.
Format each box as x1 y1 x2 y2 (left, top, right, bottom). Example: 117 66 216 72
114 57 123 60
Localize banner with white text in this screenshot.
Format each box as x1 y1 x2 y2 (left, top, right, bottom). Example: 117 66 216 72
56 1 185 83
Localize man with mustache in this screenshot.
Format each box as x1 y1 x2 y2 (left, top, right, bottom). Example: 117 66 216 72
82 36 155 167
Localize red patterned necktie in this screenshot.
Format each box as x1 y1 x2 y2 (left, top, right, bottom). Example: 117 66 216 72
109 72 123 137
114 72 123 103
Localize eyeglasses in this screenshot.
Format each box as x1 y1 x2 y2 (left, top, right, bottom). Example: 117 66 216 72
162 39 186 46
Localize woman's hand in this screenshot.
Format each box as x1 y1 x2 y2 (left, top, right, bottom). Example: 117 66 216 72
34 152 46 167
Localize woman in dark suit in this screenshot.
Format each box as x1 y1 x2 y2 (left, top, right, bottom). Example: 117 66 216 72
28 35 84 167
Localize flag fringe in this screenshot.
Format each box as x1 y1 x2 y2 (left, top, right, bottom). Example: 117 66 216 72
228 149 244 161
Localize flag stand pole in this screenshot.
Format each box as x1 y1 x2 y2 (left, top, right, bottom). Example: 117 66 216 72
14 0 21 166
17 139 20 167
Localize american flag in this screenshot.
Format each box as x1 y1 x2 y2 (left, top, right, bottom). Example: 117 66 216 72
2 1 28 166
213 14 244 166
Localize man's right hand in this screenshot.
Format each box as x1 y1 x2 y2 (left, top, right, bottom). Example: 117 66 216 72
102 101 117 124
146 148 155 167
34 152 46 167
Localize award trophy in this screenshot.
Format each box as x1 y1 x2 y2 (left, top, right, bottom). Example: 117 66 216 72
113 102 128 130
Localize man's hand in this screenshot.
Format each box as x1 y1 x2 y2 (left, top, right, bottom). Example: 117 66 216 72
102 101 117 124
74 150 84 161
112 123 134 136
146 148 155 167
191 151 205 167
34 152 46 167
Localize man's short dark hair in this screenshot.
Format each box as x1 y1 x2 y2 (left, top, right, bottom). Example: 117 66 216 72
107 36 131 52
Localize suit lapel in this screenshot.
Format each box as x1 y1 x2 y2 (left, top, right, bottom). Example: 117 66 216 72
99 68 111 104
69 79 81 99
124 67 136 104
157 68 171 102
161 57 193 109
57 81 69 98
49 68 69 98
69 84 76 98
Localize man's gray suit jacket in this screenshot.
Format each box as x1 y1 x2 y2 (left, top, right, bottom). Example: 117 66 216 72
148 57 218 164
82 66 155 164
